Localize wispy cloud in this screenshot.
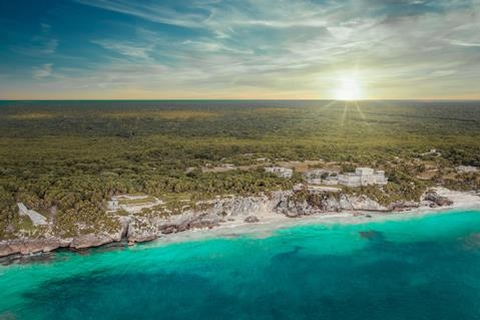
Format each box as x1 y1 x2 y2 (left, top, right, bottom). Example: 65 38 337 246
32 63 53 79
11 23 58 56
448 39 480 47
2 0 480 99
91 39 154 59
75 0 208 28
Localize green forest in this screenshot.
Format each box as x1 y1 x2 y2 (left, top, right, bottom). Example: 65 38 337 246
1 100 479 239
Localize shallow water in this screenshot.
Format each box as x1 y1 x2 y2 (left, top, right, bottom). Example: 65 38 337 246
1 209 480 319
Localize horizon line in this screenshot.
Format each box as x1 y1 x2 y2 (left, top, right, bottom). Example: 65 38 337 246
1 98 480 102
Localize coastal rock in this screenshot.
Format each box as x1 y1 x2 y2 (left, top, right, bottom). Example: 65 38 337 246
70 234 114 250
244 215 260 223
347 195 389 211
40 239 62 252
0 238 61 257
317 195 338 212
0 189 420 258
0 187 466 259
159 225 177 235
424 191 453 207
0 243 15 257
220 195 271 217
273 191 391 216
388 200 419 211
182 212 221 230
118 216 132 240
128 232 157 244
304 189 423 216
126 220 158 243
339 194 354 210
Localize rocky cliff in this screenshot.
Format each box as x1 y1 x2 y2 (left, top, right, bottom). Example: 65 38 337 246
0 189 452 259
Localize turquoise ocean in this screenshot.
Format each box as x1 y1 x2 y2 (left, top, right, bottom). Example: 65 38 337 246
1 209 480 319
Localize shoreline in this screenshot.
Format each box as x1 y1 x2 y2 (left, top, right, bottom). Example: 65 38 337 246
145 198 480 249
1 188 480 264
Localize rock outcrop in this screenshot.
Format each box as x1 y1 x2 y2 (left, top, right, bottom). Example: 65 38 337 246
0 188 456 259
244 215 260 223
70 233 117 250
0 225 125 257
0 238 62 257
424 190 454 207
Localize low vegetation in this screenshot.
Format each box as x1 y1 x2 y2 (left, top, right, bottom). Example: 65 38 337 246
0 100 479 239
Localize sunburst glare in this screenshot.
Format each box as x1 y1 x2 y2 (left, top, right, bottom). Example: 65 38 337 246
334 76 365 101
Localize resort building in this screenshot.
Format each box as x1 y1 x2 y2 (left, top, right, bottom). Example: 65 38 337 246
265 166 293 178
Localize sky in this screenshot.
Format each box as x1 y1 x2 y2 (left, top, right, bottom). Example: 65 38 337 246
0 0 479 100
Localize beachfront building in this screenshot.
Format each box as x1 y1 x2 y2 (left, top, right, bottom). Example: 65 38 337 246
337 173 361 187
265 166 293 178
304 169 339 185
338 168 388 187
304 167 388 187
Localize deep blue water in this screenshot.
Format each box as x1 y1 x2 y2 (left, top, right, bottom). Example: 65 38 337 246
1 209 480 319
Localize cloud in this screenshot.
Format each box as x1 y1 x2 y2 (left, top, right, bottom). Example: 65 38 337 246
4 0 480 99
33 63 53 79
75 0 208 28
91 39 153 59
40 39 59 54
11 22 58 56
448 39 480 47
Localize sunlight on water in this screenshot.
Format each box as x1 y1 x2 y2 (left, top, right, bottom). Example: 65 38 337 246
1 209 480 320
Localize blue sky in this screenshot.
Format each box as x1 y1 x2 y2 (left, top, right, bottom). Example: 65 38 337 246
0 0 479 99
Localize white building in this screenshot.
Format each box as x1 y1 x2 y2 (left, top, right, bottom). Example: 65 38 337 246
304 169 339 185
338 173 361 187
338 168 388 187
265 166 293 178
305 167 387 187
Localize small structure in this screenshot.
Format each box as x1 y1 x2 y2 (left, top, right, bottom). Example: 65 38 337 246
337 173 361 187
304 167 388 187
265 166 293 178
304 169 339 185
17 203 48 226
107 198 120 211
456 165 478 173
338 167 388 187
107 194 163 214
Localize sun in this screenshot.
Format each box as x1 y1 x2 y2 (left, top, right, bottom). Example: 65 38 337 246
334 77 364 101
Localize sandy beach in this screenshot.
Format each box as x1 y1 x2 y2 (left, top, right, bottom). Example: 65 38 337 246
138 188 480 249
